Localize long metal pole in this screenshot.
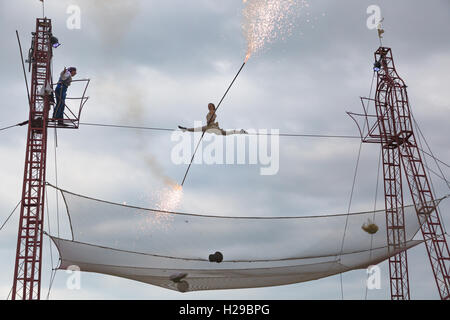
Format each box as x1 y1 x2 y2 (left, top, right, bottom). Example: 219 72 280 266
180 60 247 187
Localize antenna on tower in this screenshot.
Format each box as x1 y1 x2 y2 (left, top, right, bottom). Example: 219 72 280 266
39 0 45 18
377 17 385 46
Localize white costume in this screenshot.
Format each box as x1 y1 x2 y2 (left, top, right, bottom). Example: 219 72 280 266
179 111 247 136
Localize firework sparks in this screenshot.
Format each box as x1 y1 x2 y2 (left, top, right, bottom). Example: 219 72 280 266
156 184 183 213
150 184 183 226
242 0 309 60
138 184 183 231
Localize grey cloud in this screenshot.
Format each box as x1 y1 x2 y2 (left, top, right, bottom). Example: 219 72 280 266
0 0 449 300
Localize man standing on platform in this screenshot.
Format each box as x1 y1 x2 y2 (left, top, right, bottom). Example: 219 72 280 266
53 66 77 125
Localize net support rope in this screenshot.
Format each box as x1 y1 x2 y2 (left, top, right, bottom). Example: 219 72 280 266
338 71 376 299
45 187 56 300
412 116 449 236
0 200 21 232
53 128 60 238
365 145 382 300
412 114 450 190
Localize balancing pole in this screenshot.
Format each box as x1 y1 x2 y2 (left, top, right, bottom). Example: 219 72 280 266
181 60 247 187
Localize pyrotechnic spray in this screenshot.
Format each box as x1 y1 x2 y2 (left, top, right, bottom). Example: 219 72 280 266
180 0 304 187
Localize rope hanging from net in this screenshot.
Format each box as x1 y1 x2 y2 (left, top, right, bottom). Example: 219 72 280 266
338 71 376 299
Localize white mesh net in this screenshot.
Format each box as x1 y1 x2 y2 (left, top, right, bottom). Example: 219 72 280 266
49 186 435 293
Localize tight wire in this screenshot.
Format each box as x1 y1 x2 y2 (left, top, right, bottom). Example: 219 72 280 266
80 122 362 139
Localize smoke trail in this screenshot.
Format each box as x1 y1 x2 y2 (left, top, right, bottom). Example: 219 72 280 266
144 155 178 188
145 155 183 213
97 76 178 191
111 81 183 212
80 0 140 46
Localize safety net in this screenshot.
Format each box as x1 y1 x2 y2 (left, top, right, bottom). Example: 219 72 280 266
48 186 438 293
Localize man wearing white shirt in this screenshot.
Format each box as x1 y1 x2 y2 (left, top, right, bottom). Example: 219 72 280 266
53 67 77 125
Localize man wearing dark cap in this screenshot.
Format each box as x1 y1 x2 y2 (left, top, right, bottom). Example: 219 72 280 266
53 66 77 125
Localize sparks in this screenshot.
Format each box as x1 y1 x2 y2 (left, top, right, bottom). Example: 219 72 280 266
156 184 183 213
245 51 252 63
137 184 183 231
242 0 308 59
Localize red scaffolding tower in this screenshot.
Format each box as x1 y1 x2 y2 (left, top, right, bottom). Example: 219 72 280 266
349 47 450 300
11 18 89 300
12 18 53 300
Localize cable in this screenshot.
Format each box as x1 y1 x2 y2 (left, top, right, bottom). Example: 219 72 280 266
46 269 57 300
413 119 449 236
69 122 450 174
8 119 450 153
0 120 29 133
411 114 450 190
53 129 60 238
422 163 450 187
339 72 376 300
1 117 383 143
6 286 13 300
80 121 362 140
0 124 19 132
365 145 382 300
249 132 360 139
419 148 450 169
339 138 364 300
52 181 438 220
16 30 31 109
80 122 174 132
45 187 55 300
0 200 21 232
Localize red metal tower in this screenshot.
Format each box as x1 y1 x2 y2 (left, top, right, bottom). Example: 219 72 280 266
12 18 54 300
350 47 450 300
11 18 89 300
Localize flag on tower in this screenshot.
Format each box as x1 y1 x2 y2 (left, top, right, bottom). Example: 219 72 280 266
377 18 385 39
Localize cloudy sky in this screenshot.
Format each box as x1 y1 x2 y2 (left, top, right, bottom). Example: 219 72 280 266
0 0 449 300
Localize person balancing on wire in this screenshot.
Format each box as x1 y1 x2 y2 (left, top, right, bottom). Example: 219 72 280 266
178 103 247 136
53 66 77 126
